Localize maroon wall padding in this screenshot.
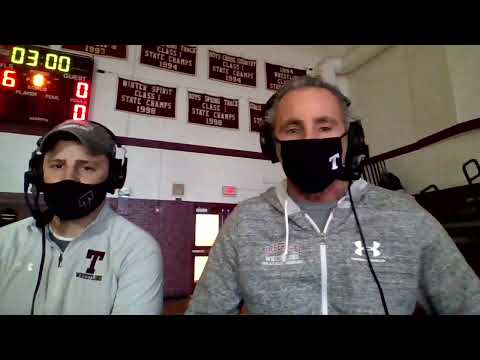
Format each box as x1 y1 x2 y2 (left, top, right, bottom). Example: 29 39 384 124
109 198 196 298
0 193 38 220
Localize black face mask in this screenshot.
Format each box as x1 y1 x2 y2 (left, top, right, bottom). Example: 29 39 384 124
42 180 109 220
279 135 346 194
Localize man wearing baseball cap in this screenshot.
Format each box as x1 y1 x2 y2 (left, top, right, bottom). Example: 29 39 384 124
0 120 164 315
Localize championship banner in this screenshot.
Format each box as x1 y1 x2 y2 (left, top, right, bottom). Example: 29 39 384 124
249 101 266 132
265 62 307 91
140 45 197 75
208 50 256 87
116 77 176 118
188 91 239 129
62 45 127 58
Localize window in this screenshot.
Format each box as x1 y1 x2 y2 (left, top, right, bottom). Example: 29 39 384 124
195 214 219 247
194 256 209 282
192 204 235 288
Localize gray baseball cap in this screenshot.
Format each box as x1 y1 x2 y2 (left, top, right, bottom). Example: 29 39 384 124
38 120 116 156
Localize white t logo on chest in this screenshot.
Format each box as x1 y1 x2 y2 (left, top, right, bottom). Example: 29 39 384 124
329 153 340 170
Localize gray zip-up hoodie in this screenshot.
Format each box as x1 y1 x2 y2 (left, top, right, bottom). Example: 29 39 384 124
187 179 480 315
0 204 163 315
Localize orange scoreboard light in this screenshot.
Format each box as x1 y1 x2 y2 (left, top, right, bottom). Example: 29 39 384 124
0 45 94 126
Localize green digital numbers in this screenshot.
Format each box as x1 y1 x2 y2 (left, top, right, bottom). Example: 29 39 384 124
10 47 71 72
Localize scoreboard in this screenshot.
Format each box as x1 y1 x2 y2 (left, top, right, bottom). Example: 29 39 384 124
0 45 94 128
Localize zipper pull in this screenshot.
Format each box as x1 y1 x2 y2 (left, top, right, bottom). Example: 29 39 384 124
320 233 327 245
58 253 63 268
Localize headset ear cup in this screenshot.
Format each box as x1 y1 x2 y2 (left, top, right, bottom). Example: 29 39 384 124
259 93 280 163
107 158 127 194
345 121 369 180
259 121 279 163
24 170 34 193
26 151 44 191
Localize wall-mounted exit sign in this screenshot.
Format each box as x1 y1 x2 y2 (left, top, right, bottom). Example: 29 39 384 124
222 185 237 197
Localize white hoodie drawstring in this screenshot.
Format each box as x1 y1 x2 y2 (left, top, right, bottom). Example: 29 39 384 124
282 199 289 262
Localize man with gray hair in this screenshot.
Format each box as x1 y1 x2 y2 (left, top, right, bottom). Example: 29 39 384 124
187 75 480 315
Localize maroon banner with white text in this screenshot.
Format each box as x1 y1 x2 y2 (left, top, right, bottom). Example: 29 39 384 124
116 77 176 118
140 45 197 75
62 45 127 58
249 101 267 132
188 91 239 129
208 50 256 87
265 62 307 91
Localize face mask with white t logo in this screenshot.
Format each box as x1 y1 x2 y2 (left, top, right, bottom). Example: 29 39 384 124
279 134 346 194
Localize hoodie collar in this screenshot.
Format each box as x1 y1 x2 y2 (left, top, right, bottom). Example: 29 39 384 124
275 179 302 215
272 178 368 213
265 178 369 231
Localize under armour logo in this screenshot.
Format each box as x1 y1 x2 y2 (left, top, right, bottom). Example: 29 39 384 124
354 241 381 257
79 191 95 209
329 153 340 170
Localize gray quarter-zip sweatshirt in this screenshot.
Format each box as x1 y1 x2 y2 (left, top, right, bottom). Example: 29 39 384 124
0 204 163 315
187 179 480 315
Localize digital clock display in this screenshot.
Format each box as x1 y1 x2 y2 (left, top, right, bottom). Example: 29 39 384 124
0 45 94 129
10 46 73 73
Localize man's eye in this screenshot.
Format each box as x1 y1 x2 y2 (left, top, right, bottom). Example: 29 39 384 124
286 127 299 134
84 167 95 172
53 164 62 169
320 127 331 132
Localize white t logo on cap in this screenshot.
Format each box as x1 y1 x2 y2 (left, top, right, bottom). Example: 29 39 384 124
329 153 340 170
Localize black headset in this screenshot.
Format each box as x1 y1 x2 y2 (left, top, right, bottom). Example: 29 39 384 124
259 91 370 181
25 121 128 196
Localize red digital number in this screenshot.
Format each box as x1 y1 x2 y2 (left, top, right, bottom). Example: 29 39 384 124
76 81 89 99
73 104 86 120
1 69 16 88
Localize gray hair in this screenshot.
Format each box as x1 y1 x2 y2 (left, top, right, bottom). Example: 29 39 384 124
265 75 351 129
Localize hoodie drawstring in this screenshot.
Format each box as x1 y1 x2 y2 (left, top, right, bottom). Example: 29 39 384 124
282 199 289 262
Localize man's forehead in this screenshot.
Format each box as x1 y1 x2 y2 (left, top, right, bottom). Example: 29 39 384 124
277 90 343 121
279 87 342 110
